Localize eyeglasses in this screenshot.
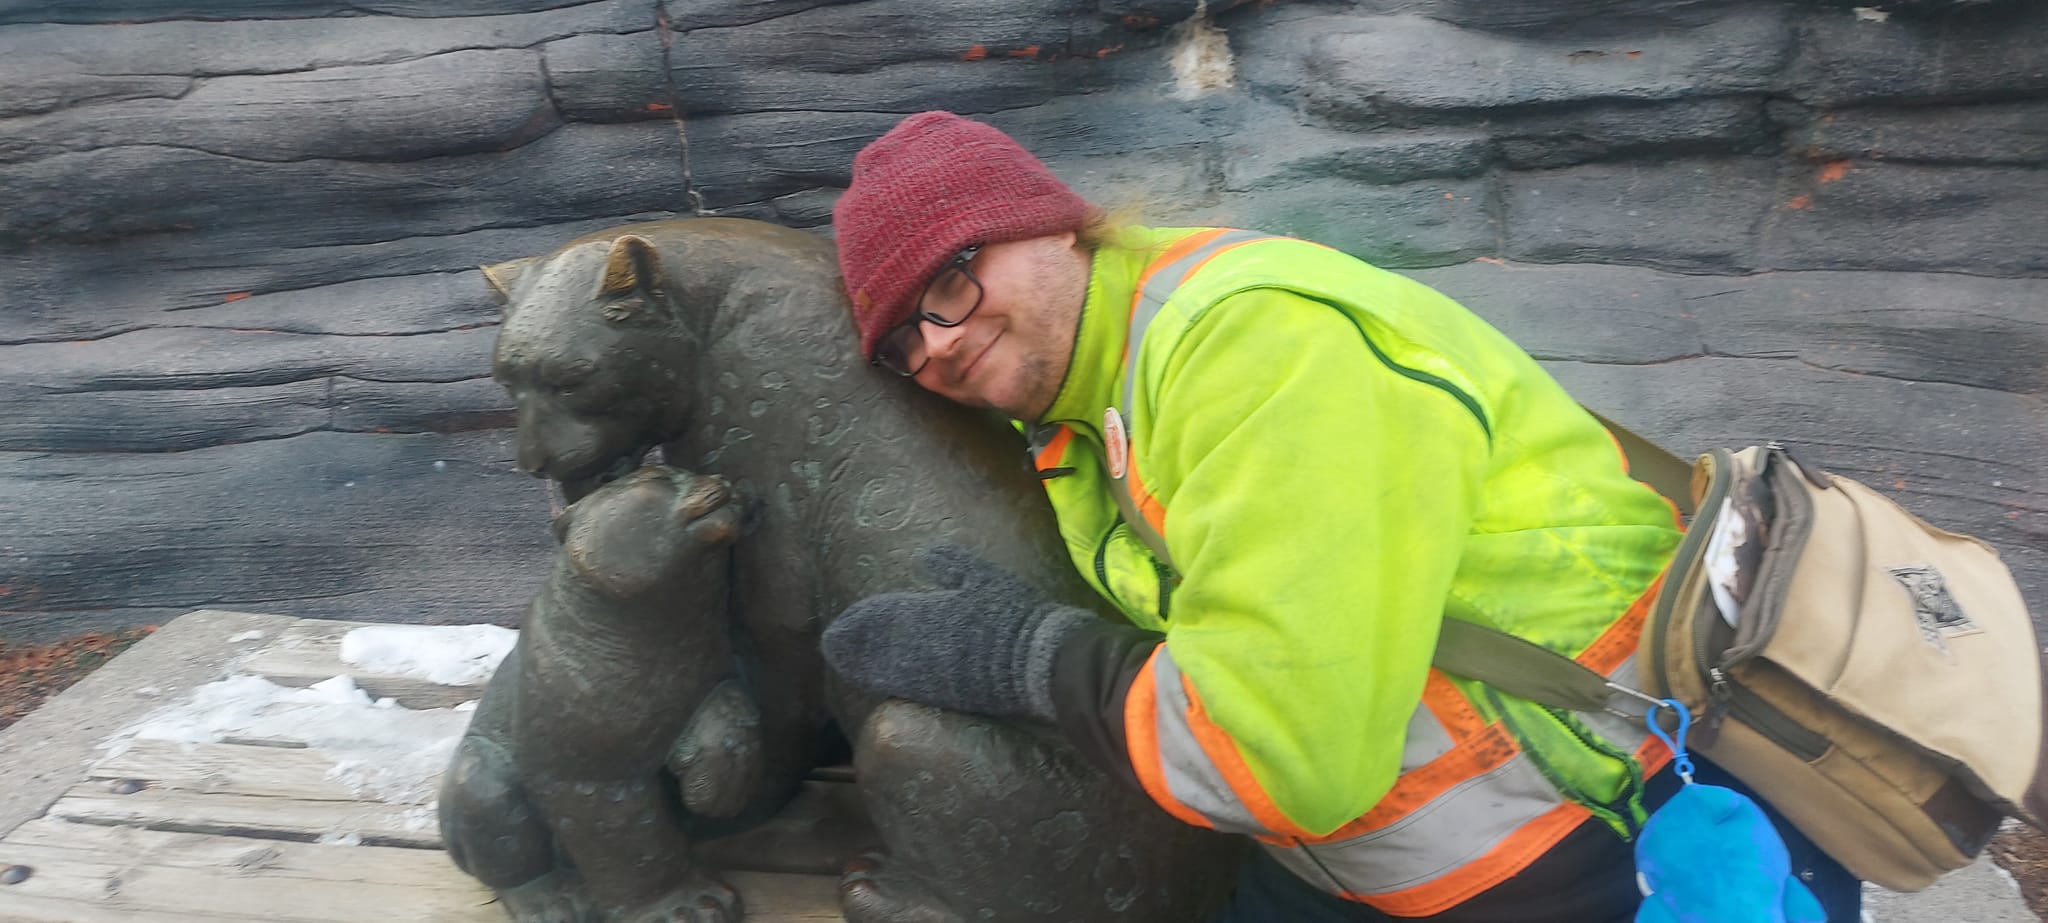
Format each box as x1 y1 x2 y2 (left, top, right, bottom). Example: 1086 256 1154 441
873 246 983 377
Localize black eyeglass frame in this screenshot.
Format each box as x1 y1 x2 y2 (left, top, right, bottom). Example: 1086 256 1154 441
872 246 984 378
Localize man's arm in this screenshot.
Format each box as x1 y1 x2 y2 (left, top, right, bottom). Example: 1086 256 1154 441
1045 287 1490 838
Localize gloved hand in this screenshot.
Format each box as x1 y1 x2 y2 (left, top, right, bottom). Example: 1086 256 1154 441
822 543 1090 721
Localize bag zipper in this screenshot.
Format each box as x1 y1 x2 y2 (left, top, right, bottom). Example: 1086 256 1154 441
1696 662 1832 760
1691 445 1829 760
1644 448 1737 698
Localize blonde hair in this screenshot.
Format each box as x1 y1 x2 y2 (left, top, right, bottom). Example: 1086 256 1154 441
1075 202 1150 251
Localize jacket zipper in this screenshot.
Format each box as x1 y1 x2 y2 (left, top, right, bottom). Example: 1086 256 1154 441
1154 559 1175 622
1092 517 1124 612
1091 517 1177 623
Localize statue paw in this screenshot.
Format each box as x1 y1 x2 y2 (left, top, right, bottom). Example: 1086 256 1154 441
619 873 744 923
497 872 592 923
839 853 964 923
669 679 765 818
440 735 552 888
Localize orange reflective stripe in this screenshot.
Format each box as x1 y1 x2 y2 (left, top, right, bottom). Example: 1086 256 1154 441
1179 669 1319 841
1176 245 1244 296
1123 653 1215 830
1352 704 1674 916
1311 674 1515 843
1127 228 1234 327
1309 671 1498 838
1032 424 1074 472
1358 802 1594 917
1575 573 1662 675
1126 456 1169 537
1320 724 1517 843
1634 735 1675 776
1420 667 1486 738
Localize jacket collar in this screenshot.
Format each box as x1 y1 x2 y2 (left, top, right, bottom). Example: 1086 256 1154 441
1037 226 1179 428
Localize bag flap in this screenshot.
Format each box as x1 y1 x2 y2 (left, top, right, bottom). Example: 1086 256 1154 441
1748 468 2042 807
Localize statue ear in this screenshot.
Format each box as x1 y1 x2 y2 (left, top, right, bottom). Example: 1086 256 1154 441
598 235 666 299
595 235 674 325
480 257 538 308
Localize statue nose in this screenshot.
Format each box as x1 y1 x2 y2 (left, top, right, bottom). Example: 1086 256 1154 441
515 442 553 478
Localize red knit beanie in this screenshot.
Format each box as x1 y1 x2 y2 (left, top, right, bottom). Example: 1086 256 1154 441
835 112 1094 360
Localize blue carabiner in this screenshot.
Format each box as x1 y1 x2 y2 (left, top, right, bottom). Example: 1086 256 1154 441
1646 698 1697 784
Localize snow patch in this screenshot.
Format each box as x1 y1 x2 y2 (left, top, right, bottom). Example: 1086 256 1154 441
228 630 266 643
1988 860 2021 894
1171 2 1236 98
339 624 516 686
1853 7 1891 22
107 673 475 807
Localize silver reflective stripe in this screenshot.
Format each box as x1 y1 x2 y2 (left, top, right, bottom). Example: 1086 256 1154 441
1111 229 1273 571
1398 699 1456 773
1146 647 1266 833
1263 651 1657 899
1119 229 1274 416
1146 646 1456 837
1579 653 1653 750
1263 750 1571 895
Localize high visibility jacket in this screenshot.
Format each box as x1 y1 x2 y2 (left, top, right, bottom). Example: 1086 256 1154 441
1033 227 1686 916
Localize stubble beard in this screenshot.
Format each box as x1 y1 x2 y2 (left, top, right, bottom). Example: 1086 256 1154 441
1011 353 1058 422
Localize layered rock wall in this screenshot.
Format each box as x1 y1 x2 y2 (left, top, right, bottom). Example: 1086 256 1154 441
1 0 2041 639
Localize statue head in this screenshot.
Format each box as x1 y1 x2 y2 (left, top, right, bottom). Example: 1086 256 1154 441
485 234 701 500
552 465 740 603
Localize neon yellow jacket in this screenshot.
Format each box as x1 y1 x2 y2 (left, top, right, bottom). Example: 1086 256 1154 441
1034 227 1684 915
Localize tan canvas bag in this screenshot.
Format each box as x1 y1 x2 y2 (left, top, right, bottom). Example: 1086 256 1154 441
1434 434 2046 892
1638 443 2044 889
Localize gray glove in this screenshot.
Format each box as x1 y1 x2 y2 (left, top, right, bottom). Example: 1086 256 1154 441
822 544 1089 721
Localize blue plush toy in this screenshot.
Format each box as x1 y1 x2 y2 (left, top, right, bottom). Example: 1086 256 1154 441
1634 702 1826 923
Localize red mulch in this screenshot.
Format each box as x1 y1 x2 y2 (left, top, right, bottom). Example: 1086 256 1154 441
1993 824 2048 919
0 627 155 733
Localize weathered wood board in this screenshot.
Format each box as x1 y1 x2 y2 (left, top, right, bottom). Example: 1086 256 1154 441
0 614 850 922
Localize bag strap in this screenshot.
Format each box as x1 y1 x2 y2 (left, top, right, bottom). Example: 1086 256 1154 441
1434 407 1699 711
1433 617 1618 712
1433 408 1698 710
1583 407 1696 518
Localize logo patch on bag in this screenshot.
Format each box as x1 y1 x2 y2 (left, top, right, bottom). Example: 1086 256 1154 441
1889 564 1980 652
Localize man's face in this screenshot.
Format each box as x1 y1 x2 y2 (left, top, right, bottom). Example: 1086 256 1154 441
907 231 1089 421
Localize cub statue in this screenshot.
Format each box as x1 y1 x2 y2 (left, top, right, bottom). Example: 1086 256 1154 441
439 218 1240 923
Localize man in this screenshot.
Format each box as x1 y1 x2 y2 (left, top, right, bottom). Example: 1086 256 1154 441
820 111 1858 922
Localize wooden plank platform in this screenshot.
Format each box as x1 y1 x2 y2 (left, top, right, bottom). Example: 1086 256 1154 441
0 612 850 922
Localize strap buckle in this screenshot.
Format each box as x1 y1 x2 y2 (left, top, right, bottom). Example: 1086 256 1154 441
1602 681 1665 721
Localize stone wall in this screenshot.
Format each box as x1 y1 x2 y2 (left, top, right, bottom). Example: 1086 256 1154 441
0 0 2042 640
